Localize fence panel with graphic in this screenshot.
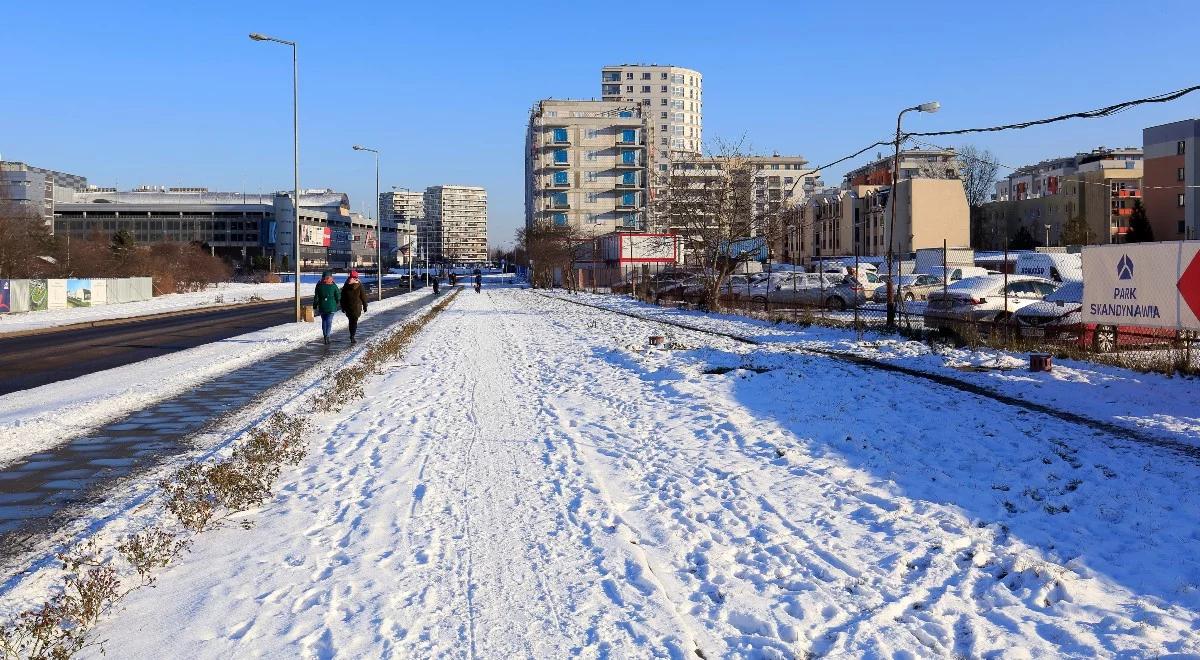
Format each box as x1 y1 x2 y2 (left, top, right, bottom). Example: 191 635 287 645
0 277 154 315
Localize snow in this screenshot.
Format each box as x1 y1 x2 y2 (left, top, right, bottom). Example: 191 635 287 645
3 288 1198 657
0 282 296 336
0 288 430 469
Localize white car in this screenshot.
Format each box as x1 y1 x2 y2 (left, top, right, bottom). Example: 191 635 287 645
924 275 1059 333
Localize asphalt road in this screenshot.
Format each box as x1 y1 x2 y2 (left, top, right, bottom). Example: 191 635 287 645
0 284 423 396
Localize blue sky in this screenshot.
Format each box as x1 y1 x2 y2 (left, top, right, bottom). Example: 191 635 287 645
5 0 1198 248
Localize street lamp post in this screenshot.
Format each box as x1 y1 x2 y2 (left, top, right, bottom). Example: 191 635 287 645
352 145 383 301
886 100 940 329
1045 223 1052 248
249 32 302 322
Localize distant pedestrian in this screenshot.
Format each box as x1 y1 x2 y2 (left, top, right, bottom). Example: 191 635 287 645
449 272 457 286
473 272 482 293
341 270 368 344
313 270 341 345
432 275 440 295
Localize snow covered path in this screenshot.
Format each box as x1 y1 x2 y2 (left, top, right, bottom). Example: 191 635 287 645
80 288 1200 658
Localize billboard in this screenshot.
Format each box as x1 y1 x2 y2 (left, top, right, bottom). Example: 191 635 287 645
300 225 332 247
67 279 92 307
29 280 47 311
1082 242 1200 330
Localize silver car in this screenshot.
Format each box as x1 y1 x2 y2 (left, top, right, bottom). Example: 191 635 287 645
924 275 1059 332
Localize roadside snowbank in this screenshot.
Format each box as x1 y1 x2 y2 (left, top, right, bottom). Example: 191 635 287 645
0 282 295 336
0 289 432 469
11 289 1191 658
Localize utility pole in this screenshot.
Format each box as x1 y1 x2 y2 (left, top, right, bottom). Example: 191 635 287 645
886 101 940 329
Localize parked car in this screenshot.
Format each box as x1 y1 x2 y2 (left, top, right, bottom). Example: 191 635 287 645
1014 281 1185 352
873 274 946 303
924 275 1059 333
748 273 866 310
921 266 990 283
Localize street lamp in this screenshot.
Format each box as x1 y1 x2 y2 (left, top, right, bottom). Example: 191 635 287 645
886 100 940 329
249 32 302 322
352 145 383 301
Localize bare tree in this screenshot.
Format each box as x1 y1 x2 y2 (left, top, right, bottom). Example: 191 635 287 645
958 145 1002 209
518 223 586 290
651 139 789 309
0 202 58 278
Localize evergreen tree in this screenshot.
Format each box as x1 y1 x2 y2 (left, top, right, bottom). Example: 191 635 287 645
1126 200 1155 243
1010 225 1037 250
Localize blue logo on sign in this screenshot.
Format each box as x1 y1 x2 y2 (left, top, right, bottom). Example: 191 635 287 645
1117 254 1134 280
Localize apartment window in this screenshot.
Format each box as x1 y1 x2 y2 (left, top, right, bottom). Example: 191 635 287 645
553 149 568 164
1178 140 1187 155
618 111 633 118
671 100 683 109
660 85 668 93
641 72 651 80
586 128 599 140
625 85 633 93
622 171 637 185
585 171 600 182
623 213 637 228
545 111 558 118
641 85 651 93
622 192 637 206
672 125 683 135
661 137 669 146
621 129 637 143
552 128 568 143
1181 221 1188 234
1179 167 1186 182
625 72 633 80
1180 193 1187 207
660 112 668 119
553 171 569 185
672 112 684 122
661 124 668 131
660 99 668 106
551 192 568 207
621 150 637 164
552 212 567 226
585 150 599 161
661 72 668 80
659 164 669 172
586 192 600 204
602 85 620 95
602 71 621 82
642 99 650 105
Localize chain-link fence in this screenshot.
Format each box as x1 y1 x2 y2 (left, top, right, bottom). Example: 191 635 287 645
563 261 1199 376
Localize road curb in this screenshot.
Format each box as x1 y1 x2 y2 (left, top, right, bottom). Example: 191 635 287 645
0 297 289 340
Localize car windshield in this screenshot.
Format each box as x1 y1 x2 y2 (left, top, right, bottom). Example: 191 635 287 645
897 275 921 285
1044 281 1083 303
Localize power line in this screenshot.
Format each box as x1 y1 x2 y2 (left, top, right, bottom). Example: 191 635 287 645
906 84 1200 138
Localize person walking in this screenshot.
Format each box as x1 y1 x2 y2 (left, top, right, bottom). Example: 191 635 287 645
473 272 482 293
341 270 369 344
313 270 341 345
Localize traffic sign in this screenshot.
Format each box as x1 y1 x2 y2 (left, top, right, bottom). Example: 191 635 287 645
1083 241 1200 330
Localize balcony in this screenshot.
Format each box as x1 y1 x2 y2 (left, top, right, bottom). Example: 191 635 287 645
615 180 639 189
602 71 621 82
614 151 641 169
545 159 570 169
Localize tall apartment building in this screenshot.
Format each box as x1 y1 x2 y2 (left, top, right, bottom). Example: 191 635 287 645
601 64 703 169
1144 119 1199 240
380 189 423 260
0 161 89 228
976 147 1143 247
524 99 649 234
424 185 487 263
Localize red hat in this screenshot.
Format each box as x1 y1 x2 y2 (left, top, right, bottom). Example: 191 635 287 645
349 270 359 278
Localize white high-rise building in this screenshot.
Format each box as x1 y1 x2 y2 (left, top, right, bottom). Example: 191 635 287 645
424 185 487 263
601 64 703 170
379 189 423 263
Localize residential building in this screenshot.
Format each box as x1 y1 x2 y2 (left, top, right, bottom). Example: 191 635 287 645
380 189 423 262
424 185 487 263
789 149 969 264
0 161 89 228
600 64 703 167
524 99 649 235
976 147 1143 247
1144 119 1199 240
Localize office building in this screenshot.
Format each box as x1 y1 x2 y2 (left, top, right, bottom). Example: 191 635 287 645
1144 119 1199 240
525 99 649 234
424 185 487 263
0 161 89 228
601 64 703 166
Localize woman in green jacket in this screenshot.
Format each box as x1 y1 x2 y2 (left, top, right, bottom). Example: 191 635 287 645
313 270 341 344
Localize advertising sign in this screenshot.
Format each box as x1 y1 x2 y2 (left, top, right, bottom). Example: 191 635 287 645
300 225 332 247
30 280 49 311
67 279 92 307
1082 242 1200 330
0 280 9 314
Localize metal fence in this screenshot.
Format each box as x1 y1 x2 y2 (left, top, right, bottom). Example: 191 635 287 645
564 261 1199 376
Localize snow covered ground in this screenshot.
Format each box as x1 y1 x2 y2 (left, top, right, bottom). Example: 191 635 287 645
552 291 1200 452
0 288 431 469
0 282 296 336
0 287 1185 657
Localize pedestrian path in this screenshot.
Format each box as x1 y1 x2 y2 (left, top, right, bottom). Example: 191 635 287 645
0 296 431 560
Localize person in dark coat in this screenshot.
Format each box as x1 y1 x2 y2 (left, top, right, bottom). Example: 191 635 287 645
341 270 369 344
314 270 341 344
